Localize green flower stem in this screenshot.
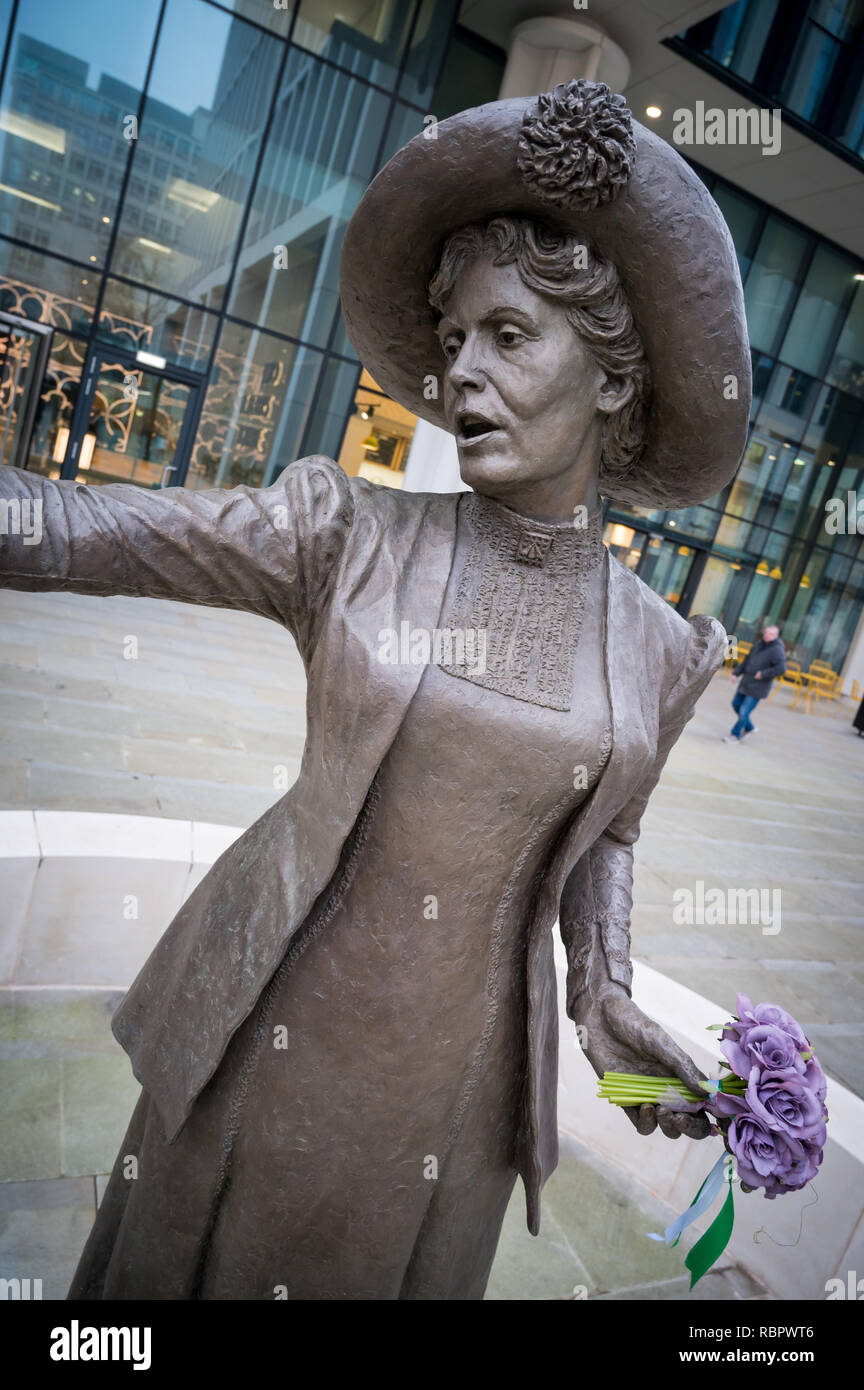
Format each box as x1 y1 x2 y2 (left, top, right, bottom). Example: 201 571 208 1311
597 1071 745 1106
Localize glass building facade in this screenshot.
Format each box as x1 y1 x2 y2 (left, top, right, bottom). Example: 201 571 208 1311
604 166 864 673
667 0 864 168
0 0 461 492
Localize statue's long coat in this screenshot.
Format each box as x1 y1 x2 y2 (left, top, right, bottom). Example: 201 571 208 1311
0 457 725 1232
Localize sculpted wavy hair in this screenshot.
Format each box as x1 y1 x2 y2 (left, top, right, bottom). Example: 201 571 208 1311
428 216 651 489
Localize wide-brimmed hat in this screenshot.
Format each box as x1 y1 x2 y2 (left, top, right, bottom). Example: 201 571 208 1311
340 79 751 509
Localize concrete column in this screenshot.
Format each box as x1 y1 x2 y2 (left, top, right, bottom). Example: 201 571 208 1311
841 603 864 694
402 417 468 494
499 15 630 100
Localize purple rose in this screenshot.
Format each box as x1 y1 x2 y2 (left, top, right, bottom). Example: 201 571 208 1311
727 1114 793 1196
720 1024 805 1079
734 994 809 1048
803 1053 828 1104
745 1065 827 1145
721 994 817 1084
727 1116 822 1198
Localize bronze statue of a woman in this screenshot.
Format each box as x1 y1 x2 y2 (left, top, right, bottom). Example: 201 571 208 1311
0 80 750 1300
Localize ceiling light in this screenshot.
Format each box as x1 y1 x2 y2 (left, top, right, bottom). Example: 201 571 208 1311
608 524 636 548
166 178 219 213
0 110 65 153
136 349 167 369
0 181 60 211
136 237 172 254
646 106 662 119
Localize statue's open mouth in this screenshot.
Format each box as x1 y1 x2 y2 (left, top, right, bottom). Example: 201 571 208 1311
457 412 501 444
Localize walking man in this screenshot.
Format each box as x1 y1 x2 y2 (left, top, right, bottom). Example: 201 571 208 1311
725 624 787 743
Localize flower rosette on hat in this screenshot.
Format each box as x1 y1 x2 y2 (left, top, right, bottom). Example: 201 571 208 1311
597 994 827 1287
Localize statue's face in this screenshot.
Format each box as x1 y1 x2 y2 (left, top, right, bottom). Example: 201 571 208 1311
437 257 606 502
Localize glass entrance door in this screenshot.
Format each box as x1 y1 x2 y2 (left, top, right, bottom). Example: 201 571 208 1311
59 352 202 488
637 537 699 608
0 313 53 470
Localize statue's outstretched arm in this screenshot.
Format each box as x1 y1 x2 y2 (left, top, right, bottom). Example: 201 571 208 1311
0 456 355 655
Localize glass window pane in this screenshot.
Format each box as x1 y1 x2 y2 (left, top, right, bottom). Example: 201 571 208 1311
215 0 296 36
327 306 360 360
813 0 863 42
796 548 854 657
77 360 193 488
0 238 96 331
736 566 785 637
749 349 774 421
398 0 461 108
305 355 359 459
23 330 86 476
0 0 161 264
227 58 388 348
376 100 427 168
637 538 694 607
603 521 645 571
743 216 811 355
712 183 762 282
110 0 282 306
822 460 864 555
827 279 864 399
781 25 842 121
779 244 857 377
335 370 416 485
715 438 773 550
755 362 821 444
430 25 505 119
819 560 864 668
293 0 416 88
690 554 743 624
692 0 779 82
663 503 722 540
187 320 324 490
97 277 217 370
782 547 829 649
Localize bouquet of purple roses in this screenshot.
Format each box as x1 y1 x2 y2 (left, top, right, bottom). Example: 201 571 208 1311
598 995 828 1286
709 994 827 1197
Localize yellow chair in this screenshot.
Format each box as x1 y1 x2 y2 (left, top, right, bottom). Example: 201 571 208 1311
725 638 752 678
769 660 802 702
822 677 863 719
792 666 836 715
812 672 842 716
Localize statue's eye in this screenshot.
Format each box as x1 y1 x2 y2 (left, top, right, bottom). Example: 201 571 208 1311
442 336 461 361
497 327 525 348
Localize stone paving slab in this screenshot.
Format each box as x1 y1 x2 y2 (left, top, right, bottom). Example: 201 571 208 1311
0 1176 96 1301
486 1134 769 1301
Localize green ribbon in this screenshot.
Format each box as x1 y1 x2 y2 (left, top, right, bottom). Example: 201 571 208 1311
684 1171 735 1289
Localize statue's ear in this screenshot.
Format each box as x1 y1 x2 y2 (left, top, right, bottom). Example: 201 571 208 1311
597 372 636 417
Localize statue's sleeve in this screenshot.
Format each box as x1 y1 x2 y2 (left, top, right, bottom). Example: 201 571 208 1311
0 456 355 657
559 614 726 1018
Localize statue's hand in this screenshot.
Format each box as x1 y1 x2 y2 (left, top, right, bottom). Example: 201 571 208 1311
579 986 711 1141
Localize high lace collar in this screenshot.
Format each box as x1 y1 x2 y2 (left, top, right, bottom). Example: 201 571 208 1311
464 491 605 572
